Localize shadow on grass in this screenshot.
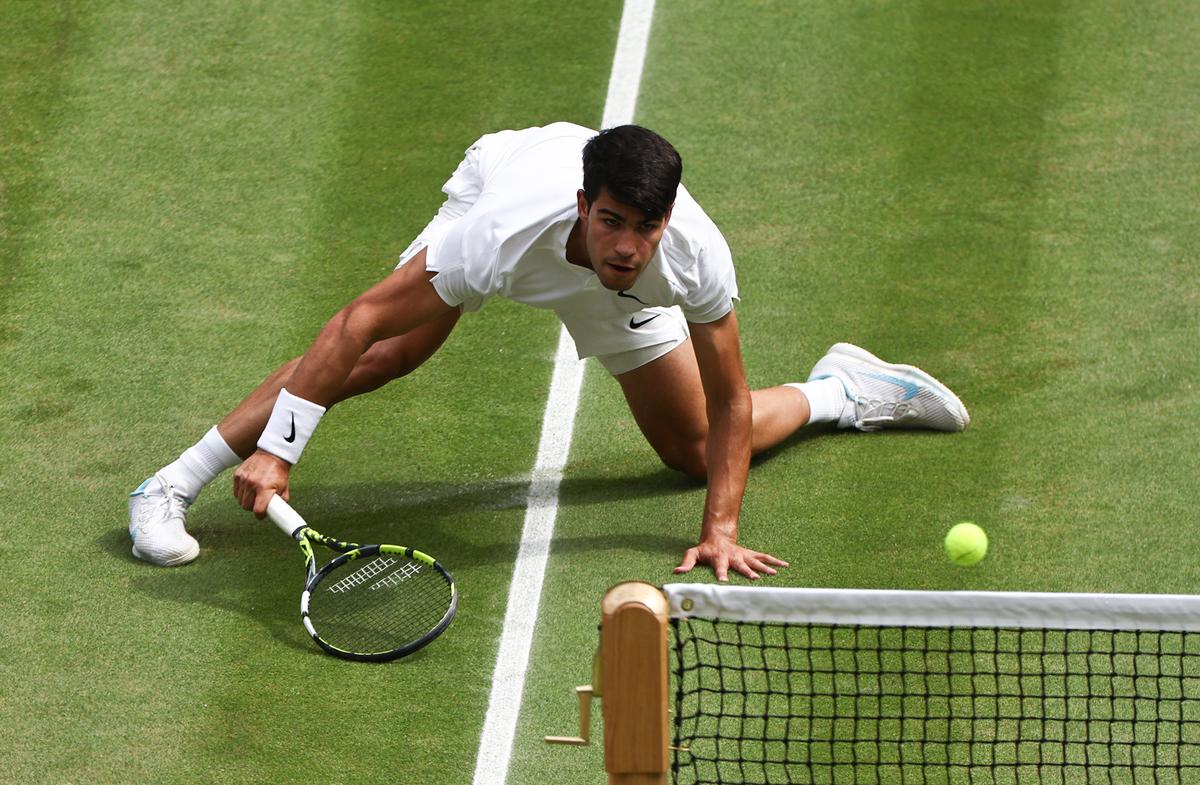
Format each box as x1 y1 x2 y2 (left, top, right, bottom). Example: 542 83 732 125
102 468 715 655
102 527 333 657
103 421 881 660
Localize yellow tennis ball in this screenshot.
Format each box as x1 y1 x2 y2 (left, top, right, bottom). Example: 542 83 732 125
944 522 988 566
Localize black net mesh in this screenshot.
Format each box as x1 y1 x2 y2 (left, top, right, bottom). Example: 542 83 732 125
671 618 1200 785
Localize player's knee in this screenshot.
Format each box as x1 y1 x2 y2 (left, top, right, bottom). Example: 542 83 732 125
359 355 397 389
336 349 407 402
658 441 707 481
374 338 439 381
369 345 419 382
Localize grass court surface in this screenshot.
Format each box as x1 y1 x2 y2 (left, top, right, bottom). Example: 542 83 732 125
1 2 1197 783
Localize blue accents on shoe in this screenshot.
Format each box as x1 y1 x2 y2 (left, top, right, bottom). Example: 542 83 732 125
806 343 969 432
865 372 922 401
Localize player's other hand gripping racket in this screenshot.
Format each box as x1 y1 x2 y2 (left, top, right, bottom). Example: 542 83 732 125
266 494 457 662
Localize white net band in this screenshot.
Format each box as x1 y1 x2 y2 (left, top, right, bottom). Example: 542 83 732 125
664 583 1200 632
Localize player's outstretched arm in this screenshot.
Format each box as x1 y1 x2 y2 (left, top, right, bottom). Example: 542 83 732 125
673 311 789 581
284 252 455 407
234 252 455 517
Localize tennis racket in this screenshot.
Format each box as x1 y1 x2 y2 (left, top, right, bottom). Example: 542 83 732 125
266 494 457 662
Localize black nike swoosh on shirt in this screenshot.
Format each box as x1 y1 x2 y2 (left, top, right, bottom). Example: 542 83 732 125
283 413 296 443
617 290 648 305
629 314 661 329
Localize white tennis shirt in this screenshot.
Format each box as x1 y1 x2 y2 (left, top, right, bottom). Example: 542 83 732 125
420 123 738 359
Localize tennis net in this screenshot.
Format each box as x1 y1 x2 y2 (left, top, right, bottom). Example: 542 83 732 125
663 584 1200 785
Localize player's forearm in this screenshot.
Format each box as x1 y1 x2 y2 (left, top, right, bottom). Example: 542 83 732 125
279 256 453 408
284 306 377 406
699 392 752 542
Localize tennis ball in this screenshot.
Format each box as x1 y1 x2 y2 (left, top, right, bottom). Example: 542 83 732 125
944 522 988 566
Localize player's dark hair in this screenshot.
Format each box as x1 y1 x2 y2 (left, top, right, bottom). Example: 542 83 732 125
582 125 682 220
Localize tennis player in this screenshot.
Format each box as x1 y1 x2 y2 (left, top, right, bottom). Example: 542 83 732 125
129 123 969 579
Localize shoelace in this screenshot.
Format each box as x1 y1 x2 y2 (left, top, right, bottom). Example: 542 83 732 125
854 398 915 431
139 490 189 532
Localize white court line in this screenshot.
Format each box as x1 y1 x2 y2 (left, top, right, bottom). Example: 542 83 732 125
469 2 656 784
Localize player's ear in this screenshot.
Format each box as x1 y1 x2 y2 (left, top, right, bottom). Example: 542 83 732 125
576 189 589 220
661 202 674 227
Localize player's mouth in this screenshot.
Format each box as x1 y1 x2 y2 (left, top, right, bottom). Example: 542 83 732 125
604 259 638 276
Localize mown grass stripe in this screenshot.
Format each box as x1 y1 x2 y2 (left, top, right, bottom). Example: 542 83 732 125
471 4 657 783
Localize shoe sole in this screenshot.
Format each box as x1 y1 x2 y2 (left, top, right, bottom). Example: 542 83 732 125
823 342 970 430
131 541 200 567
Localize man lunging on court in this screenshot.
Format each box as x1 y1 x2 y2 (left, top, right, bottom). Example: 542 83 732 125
128 123 969 580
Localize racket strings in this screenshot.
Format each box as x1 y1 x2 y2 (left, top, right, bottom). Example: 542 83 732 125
308 554 451 654
324 555 399 594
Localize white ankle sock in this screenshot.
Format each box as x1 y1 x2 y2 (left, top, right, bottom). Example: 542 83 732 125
786 378 848 425
157 426 242 501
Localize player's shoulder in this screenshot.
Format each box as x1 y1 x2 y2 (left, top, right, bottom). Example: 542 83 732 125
480 122 596 153
536 121 598 139
473 122 595 184
660 184 732 271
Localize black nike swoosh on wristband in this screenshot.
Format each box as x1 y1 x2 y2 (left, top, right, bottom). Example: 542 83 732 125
629 314 661 329
283 413 297 443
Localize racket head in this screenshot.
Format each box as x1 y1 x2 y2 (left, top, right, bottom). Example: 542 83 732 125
300 544 457 662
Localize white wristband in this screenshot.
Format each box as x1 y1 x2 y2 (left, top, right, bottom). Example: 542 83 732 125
257 388 327 465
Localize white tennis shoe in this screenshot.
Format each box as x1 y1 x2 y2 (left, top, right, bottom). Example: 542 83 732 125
808 343 970 432
129 475 200 566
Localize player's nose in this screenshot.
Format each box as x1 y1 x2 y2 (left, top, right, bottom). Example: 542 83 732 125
613 229 637 258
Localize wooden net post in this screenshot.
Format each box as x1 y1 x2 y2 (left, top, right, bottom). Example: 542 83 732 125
601 581 670 785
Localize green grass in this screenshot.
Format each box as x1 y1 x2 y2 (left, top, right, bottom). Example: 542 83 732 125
1 2 615 783
1 2 1197 784
513 1 1199 783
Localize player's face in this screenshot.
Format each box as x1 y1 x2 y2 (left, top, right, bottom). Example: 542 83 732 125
576 188 671 290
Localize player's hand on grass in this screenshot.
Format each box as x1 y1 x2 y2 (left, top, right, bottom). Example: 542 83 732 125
674 537 789 582
233 449 292 519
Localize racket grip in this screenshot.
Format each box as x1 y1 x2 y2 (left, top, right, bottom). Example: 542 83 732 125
266 494 307 539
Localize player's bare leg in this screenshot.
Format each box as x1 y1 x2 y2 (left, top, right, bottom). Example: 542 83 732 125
216 309 460 458
615 338 812 479
130 256 458 565
617 339 969 479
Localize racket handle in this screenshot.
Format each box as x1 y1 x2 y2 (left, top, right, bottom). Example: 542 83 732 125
266 494 307 539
